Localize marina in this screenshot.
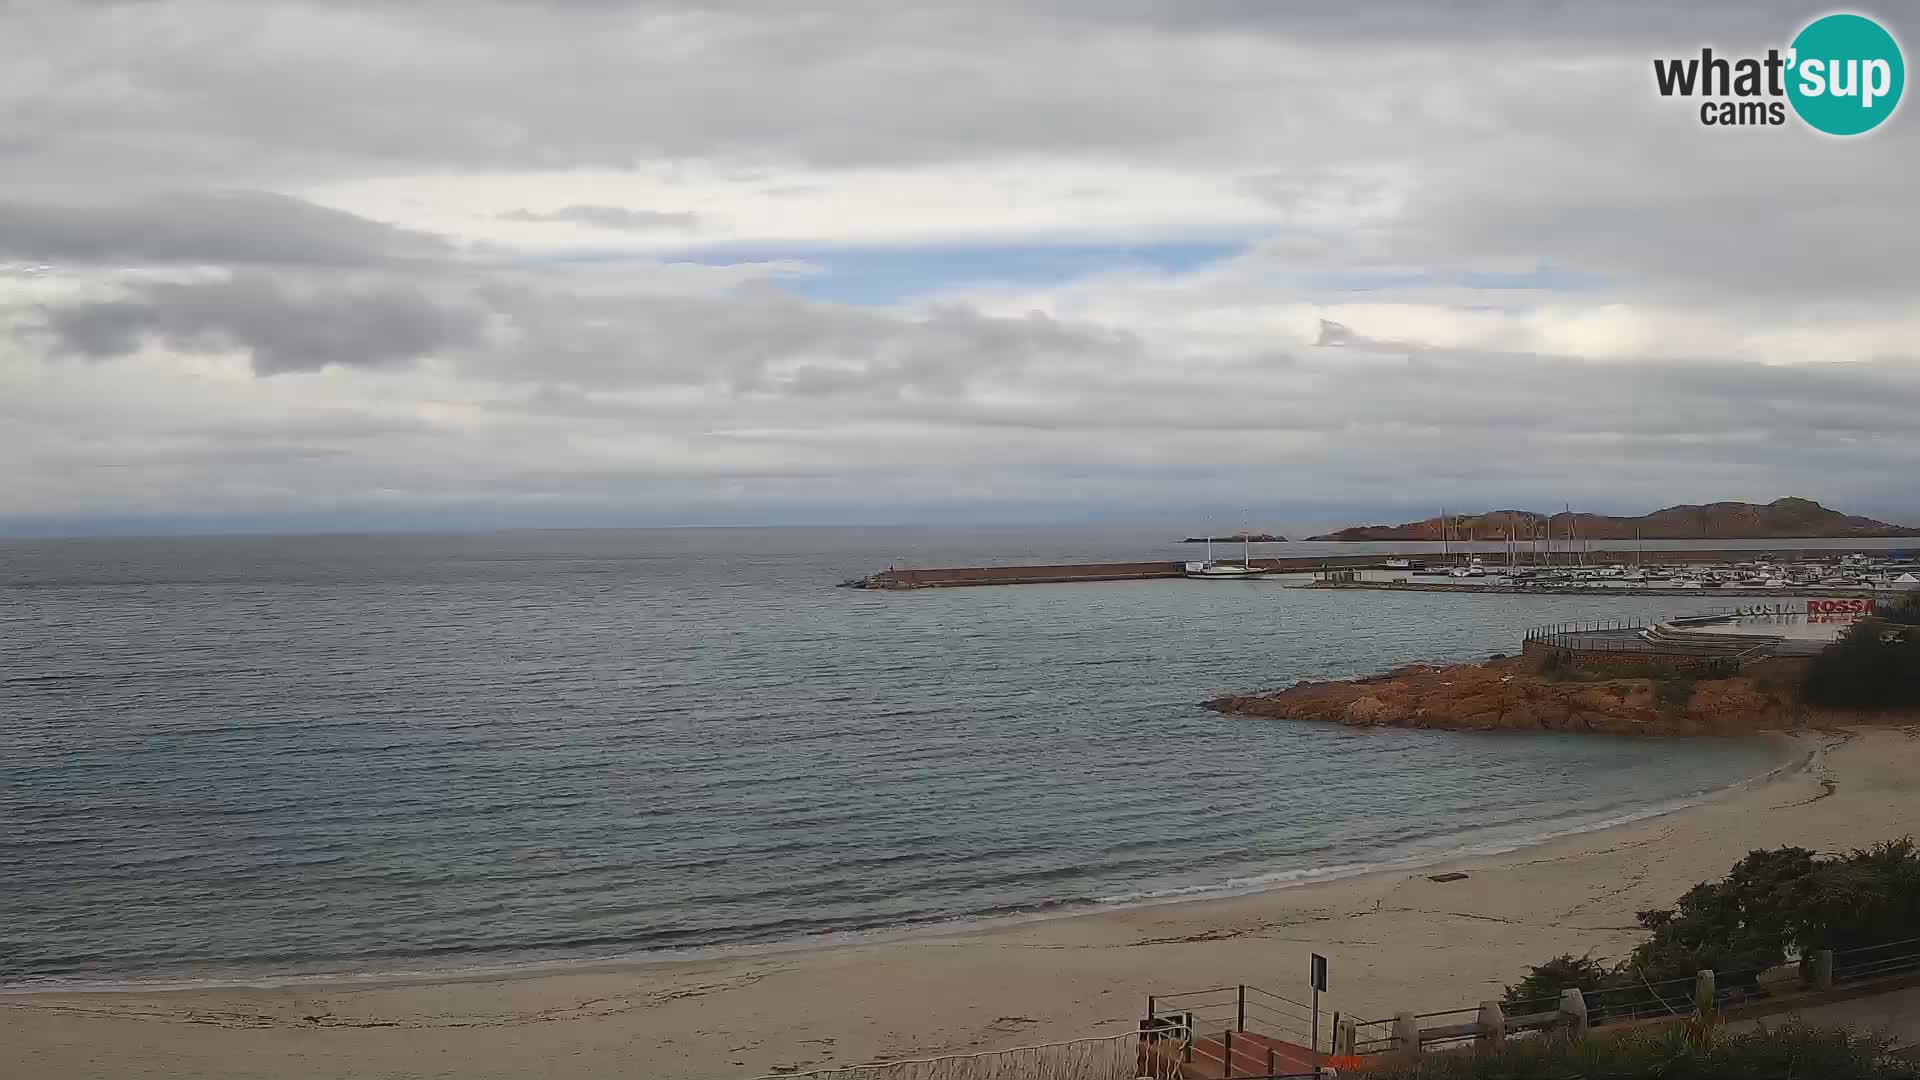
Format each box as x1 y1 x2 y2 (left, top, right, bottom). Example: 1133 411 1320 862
849 547 1919 593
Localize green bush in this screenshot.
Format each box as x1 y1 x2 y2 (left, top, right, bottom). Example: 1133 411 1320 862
1504 839 1920 1012
1366 1024 1918 1079
1800 619 1920 710
1654 675 1697 709
1500 954 1613 1011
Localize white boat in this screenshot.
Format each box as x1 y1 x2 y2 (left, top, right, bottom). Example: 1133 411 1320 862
1185 561 1270 579
1184 534 1269 579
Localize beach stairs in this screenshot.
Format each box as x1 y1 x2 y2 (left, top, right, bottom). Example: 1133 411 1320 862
1176 1030 1318 1077
1142 984 1348 1078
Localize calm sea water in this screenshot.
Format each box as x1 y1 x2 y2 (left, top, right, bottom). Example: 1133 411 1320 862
0 527 1807 989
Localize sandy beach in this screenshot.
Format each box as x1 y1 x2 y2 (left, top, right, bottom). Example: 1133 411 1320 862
6 726 1918 1079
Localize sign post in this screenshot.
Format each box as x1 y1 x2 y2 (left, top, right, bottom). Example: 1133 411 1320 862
1311 953 1328 1077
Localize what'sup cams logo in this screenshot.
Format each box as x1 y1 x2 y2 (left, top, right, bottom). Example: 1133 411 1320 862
1654 12 1904 134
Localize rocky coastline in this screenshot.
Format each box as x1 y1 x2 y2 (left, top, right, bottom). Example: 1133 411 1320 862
1204 656 1809 736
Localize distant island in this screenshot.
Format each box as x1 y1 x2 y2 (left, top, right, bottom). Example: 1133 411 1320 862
1181 533 1286 543
1306 497 1920 542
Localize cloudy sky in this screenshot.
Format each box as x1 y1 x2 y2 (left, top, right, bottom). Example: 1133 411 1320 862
3 0 1916 535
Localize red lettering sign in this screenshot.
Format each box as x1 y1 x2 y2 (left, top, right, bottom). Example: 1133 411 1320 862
1807 598 1872 615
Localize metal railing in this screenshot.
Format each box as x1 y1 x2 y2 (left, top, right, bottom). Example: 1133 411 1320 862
1524 605 1808 645
763 934 1920 1079
1579 972 1700 1024
1834 936 1920 984
1524 618 1652 646
1512 614 1666 645
1347 935 1920 1066
1350 1015 1398 1056
1525 617 1783 675
1145 984 1318 1044
751 1026 1190 1080
1406 1005 1486 1051
1144 984 1332 1077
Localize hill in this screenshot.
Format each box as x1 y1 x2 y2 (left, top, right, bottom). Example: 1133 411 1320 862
1306 498 1920 542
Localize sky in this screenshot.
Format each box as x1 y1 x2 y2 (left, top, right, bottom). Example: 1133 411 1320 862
2 0 1917 535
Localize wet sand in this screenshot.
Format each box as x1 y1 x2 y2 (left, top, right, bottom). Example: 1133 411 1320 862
6 727 1916 1079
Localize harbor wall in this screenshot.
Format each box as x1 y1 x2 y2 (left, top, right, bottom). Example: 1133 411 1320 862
860 554 1393 589
854 547 1896 590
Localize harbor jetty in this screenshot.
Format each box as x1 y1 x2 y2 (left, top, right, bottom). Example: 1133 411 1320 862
848 555 1371 589
846 547 1905 590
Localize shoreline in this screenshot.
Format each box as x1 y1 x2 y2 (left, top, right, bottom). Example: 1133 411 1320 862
17 730 1916 1079
0 738 1811 1000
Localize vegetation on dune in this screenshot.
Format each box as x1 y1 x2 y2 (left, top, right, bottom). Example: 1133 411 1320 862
1366 1025 1920 1079
1800 615 1920 710
1503 839 1920 1013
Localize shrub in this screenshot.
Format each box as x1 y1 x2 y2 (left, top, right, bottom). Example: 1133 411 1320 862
1784 837 1920 954
1800 619 1920 710
1654 674 1697 709
1502 838 1920 1010
1366 1024 1919 1079
1625 845 1817 984
1500 953 1613 1011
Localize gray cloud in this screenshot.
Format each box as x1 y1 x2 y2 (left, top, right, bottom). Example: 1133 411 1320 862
499 205 699 230
467 283 1142 398
8 294 1919 527
36 273 483 374
2 0 1917 531
14 0 1825 185
0 191 452 267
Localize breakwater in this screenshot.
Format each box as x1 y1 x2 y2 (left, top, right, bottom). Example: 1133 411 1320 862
849 555 1379 589
847 548 1888 590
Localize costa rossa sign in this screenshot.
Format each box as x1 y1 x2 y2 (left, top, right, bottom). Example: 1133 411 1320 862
1808 598 1873 614
1807 597 1873 622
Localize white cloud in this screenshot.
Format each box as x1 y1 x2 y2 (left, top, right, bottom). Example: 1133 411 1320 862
1 0 1916 530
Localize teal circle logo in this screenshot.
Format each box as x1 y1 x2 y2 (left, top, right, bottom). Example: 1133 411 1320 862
1787 13 1905 135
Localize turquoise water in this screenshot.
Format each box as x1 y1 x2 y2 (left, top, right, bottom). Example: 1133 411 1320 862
0 528 1790 988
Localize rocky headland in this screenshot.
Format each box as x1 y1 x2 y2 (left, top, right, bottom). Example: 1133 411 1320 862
1204 656 1808 736
1307 497 1920 542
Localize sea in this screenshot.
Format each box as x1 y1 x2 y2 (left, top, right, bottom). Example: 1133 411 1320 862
3 526 1873 991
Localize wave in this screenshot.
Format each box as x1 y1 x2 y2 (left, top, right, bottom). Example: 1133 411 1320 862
2 746 1812 998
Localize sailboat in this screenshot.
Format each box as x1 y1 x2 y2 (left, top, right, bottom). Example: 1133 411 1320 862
1184 531 1270 579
